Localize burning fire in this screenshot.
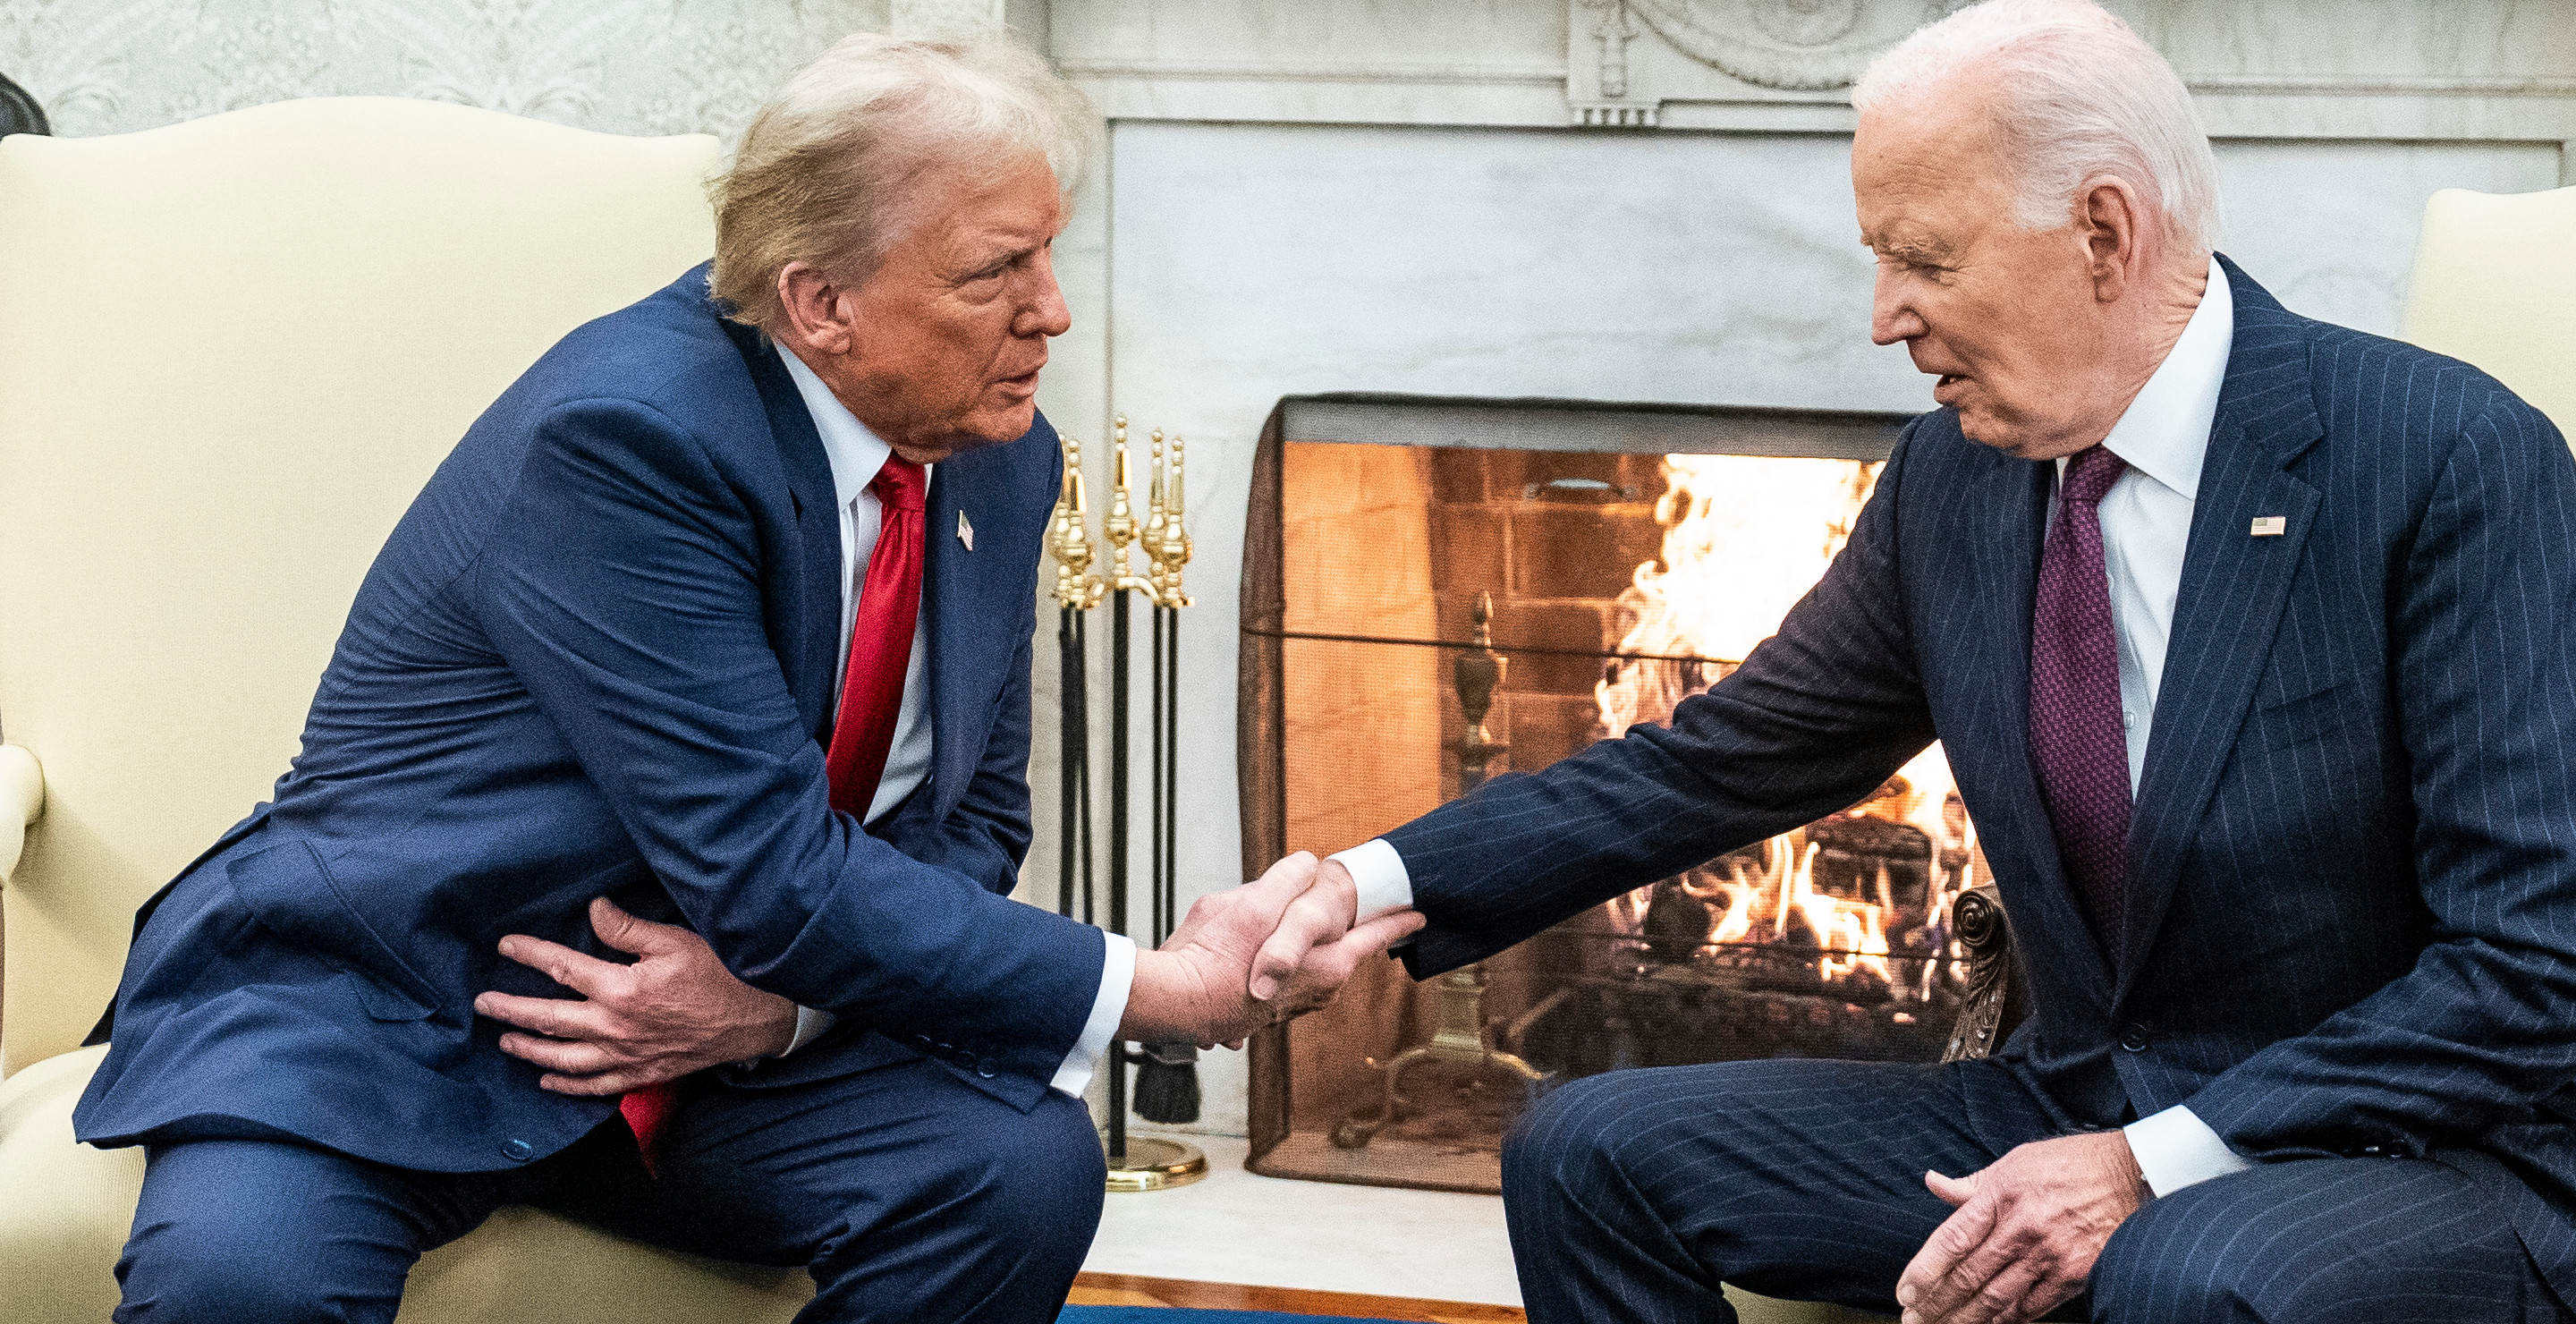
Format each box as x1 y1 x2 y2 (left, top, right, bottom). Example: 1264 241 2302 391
1594 455 1978 988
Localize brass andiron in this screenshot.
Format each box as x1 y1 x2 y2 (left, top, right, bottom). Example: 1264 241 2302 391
1333 592 1546 1150
1046 415 1207 1192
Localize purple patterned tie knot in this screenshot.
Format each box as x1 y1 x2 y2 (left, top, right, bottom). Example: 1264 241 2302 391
2061 442 2126 507
2029 444 2131 960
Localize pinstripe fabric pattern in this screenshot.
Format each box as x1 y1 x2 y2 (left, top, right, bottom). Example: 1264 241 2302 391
1388 258 2576 1315
1504 1057 2560 1323
2093 1155 2563 1323
1502 1057 2075 1322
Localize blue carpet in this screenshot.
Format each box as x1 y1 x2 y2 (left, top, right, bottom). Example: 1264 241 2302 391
1058 1308 1403 1323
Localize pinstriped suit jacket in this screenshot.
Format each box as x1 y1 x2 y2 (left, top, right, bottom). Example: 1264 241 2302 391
1385 257 2576 1293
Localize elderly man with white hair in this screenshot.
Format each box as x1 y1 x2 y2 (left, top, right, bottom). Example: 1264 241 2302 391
72 35 1414 1324
1263 2 2576 1320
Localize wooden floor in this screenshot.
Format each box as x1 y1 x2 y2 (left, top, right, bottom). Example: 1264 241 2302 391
1068 1272 1525 1322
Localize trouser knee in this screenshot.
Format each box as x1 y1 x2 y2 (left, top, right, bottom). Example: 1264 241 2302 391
2090 1205 2265 1324
117 1229 395 1324
1502 1072 1628 1215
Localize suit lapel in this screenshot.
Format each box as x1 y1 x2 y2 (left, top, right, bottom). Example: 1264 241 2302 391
725 320 846 743
923 453 1003 819
2115 260 2324 998
1970 448 2117 1003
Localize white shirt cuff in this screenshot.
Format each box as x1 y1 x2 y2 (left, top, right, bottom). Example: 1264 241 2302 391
1330 837 1416 921
2124 1105 2255 1198
779 1004 838 1057
1049 931 1137 1098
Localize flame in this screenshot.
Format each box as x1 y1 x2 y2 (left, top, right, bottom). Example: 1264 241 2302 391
1597 454 1979 986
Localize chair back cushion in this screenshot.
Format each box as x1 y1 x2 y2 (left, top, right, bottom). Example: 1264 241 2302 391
2402 183 2576 437
0 97 718 1074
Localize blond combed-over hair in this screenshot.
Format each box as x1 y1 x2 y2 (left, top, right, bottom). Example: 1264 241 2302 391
1854 0 2221 257
708 32 1097 332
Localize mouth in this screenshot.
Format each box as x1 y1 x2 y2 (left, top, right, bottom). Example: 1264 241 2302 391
994 366 1043 397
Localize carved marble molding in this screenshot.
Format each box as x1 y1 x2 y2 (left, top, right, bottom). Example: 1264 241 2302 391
1570 0 1969 124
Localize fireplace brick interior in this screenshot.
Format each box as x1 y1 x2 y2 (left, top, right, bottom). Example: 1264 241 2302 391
1245 401 1990 1193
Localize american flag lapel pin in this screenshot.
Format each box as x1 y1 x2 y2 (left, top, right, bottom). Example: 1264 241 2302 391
2250 515 2287 537
957 509 975 551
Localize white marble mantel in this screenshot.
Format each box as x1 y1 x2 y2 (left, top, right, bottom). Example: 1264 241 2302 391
1022 0 2576 1139
1049 0 2576 175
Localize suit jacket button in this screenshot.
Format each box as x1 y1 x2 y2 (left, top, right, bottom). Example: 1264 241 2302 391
2117 1024 2150 1053
976 1057 997 1079
501 1139 537 1162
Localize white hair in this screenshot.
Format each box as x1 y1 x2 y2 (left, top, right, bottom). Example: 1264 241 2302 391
1853 0 2220 256
708 32 1099 331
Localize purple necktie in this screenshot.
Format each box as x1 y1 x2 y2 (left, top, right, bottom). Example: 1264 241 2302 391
2029 444 2131 960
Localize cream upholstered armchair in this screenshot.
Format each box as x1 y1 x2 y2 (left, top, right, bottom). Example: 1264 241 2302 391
2402 182 2576 437
0 97 810 1323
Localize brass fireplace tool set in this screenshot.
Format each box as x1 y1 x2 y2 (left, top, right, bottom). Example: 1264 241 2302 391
1046 415 1205 1192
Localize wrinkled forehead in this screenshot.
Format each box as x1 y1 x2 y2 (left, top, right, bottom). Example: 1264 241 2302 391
1852 90 2016 253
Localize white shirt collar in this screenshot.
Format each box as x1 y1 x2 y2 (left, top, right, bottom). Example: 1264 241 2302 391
775 344 892 511
2096 258 2233 503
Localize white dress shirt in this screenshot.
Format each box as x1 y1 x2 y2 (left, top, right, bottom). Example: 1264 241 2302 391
775 346 1133 1097
1334 260 2252 1198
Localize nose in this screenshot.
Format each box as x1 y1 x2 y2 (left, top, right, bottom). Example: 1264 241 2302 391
1870 267 1926 347
1018 248 1072 339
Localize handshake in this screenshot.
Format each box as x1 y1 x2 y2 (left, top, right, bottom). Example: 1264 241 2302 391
1114 852 1428 1048
475 851 1423 1097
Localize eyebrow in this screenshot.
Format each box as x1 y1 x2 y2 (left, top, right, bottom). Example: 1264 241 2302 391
964 234 1048 275
1865 233 1951 264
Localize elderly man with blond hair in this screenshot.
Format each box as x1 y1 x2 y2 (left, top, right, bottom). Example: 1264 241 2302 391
73 35 1411 1324
1258 2 2576 1320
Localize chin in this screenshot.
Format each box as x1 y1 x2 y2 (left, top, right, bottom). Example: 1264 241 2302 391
951 400 1041 453
1952 406 2033 457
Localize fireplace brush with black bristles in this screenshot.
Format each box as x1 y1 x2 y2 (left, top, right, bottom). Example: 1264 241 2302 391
1046 415 1204 1192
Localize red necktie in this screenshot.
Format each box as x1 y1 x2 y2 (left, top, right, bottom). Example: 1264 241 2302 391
2029 444 2131 962
621 457 929 1170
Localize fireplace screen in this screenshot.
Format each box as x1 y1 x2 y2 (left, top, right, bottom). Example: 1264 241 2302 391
1239 396 1994 1193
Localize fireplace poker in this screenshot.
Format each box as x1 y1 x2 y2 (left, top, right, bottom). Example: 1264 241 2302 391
1045 431 1106 923
1134 430 1199 1130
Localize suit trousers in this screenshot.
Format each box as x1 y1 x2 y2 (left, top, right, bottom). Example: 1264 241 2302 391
1502 1057 2568 1324
109 1048 1106 1324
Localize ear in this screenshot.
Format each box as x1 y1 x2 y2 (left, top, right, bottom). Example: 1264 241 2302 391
2076 175 2148 304
775 260 858 358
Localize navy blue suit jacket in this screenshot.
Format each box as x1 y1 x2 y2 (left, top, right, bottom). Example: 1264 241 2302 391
1385 259 2576 1293
75 267 1105 1172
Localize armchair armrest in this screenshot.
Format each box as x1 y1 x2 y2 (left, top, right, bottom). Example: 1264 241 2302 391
0 744 43 887
1942 884 2024 1063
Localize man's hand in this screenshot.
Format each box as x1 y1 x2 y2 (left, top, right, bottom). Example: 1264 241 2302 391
1895 1130 2148 1324
475 896 799 1095
1121 852 1425 1048
1250 855 1374 1003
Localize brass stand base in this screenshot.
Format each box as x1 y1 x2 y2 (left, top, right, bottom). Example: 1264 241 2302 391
1105 1136 1208 1192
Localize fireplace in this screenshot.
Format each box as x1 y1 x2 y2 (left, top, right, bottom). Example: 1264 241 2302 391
1238 395 1998 1193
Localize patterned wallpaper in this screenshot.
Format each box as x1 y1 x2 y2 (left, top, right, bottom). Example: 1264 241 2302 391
2 0 898 140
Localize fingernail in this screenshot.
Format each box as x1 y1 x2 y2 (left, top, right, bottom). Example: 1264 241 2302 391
1250 977 1276 1000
